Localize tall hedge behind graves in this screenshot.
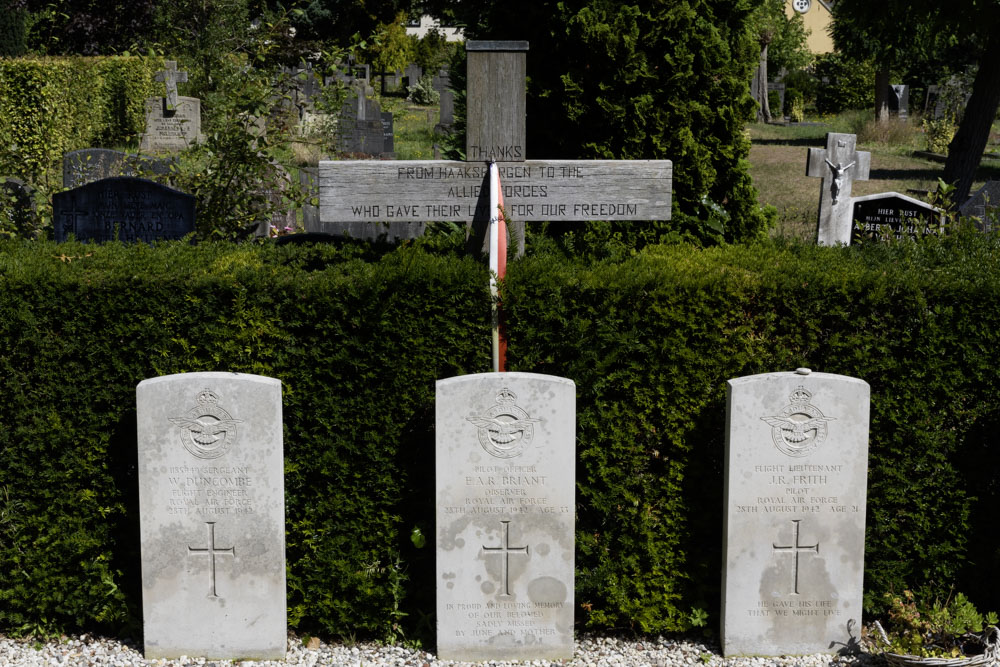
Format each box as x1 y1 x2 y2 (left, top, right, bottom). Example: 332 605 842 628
0 57 161 182
0 235 998 639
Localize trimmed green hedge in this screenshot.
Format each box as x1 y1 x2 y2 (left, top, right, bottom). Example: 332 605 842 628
0 57 162 182
0 235 998 640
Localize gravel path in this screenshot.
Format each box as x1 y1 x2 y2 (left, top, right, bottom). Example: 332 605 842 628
0 633 886 666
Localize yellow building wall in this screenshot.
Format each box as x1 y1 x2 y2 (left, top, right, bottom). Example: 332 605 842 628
785 1 835 54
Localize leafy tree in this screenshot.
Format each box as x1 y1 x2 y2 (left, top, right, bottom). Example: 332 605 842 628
430 0 773 244
292 0 411 46
833 0 1000 205
10 0 158 54
368 11 412 94
748 0 808 123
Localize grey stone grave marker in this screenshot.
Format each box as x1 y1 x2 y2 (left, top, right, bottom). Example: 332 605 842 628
888 85 908 121
959 180 1000 232
404 63 423 89
319 40 672 251
140 61 203 153
436 372 575 661
437 90 455 131
851 192 943 243
53 177 195 243
137 372 286 660
722 369 870 657
381 111 395 156
253 163 297 237
806 133 871 245
63 148 175 189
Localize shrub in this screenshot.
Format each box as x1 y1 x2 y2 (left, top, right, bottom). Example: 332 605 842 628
814 53 877 114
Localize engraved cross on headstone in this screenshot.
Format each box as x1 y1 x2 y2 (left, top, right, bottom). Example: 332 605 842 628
188 521 235 598
482 520 529 596
156 61 188 112
807 132 871 246
772 519 819 595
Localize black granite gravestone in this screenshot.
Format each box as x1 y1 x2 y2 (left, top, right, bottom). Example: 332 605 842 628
53 177 195 243
851 192 942 243
63 149 176 189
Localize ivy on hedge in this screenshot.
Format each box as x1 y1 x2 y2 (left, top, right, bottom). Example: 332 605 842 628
0 233 997 640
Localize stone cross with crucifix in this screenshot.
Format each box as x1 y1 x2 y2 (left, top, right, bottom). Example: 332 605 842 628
806 132 871 245
156 60 189 112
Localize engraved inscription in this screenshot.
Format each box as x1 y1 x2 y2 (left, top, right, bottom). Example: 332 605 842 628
169 388 243 459
772 519 819 595
188 521 235 598
481 520 529 597
761 386 834 457
466 388 541 459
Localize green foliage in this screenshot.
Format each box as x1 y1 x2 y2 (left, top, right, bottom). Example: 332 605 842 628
877 590 999 658
0 5 27 56
924 116 958 154
813 53 877 114
368 12 412 80
409 29 457 74
0 56 161 183
406 72 440 106
442 0 771 244
1 234 1000 637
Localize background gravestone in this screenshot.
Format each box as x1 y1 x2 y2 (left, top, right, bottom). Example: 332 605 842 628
722 369 870 657
851 192 943 243
436 372 575 661
63 149 176 189
137 372 286 660
53 177 195 243
140 62 203 153
888 84 909 121
959 180 1000 232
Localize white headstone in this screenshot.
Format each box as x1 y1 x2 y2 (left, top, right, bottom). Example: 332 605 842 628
436 372 575 661
806 133 871 246
137 372 286 660
722 369 869 657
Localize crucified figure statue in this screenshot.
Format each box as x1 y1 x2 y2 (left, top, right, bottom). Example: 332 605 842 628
825 159 856 204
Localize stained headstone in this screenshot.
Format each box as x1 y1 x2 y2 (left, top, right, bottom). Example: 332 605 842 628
466 41 528 161
722 369 870 657
436 372 575 661
437 90 455 132
404 63 423 89
0 177 34 235
959 181 1000 232
888 85 909 121
806 133 872 245
137 372 285 660
63 149 175 189
53 177 195 243
140 61 203 153
381 111 395 156
851 192 943 243
336 90 388 156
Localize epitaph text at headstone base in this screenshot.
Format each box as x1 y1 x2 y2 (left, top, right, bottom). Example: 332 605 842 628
137 372 286 660
53 177 195 243
722 370 870 657
851 192 943 243
436 372 575 661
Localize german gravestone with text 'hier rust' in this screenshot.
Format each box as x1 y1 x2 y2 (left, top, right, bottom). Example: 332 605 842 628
851 192 943 243
722 369 870 657
137 372 286 660
436 373 575 661
319 41 671 252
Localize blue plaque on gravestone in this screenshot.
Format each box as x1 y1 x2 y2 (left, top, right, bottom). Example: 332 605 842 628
53 177 196 243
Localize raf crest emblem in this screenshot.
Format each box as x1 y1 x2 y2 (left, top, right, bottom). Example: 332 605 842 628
467 388 541 459
761 386 834 458
169 388 243 460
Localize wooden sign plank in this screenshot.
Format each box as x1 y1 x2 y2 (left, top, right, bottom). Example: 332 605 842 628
318 160 672 223
466 41 528 162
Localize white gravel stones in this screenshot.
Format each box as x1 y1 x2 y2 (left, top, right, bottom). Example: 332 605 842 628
0 633 882 666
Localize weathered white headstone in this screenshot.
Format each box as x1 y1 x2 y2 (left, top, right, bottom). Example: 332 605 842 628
722 369 869 657
436 372 575 661
137 372 285 660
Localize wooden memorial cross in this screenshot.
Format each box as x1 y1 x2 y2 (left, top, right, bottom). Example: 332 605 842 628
319 41 672 369
156 60 189 112
806 132 871 245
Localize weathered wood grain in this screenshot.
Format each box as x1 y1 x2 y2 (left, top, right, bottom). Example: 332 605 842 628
318 160 672 223
466 43 527 162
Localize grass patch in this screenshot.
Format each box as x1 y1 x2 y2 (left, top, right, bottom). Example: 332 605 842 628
393 103 443 160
